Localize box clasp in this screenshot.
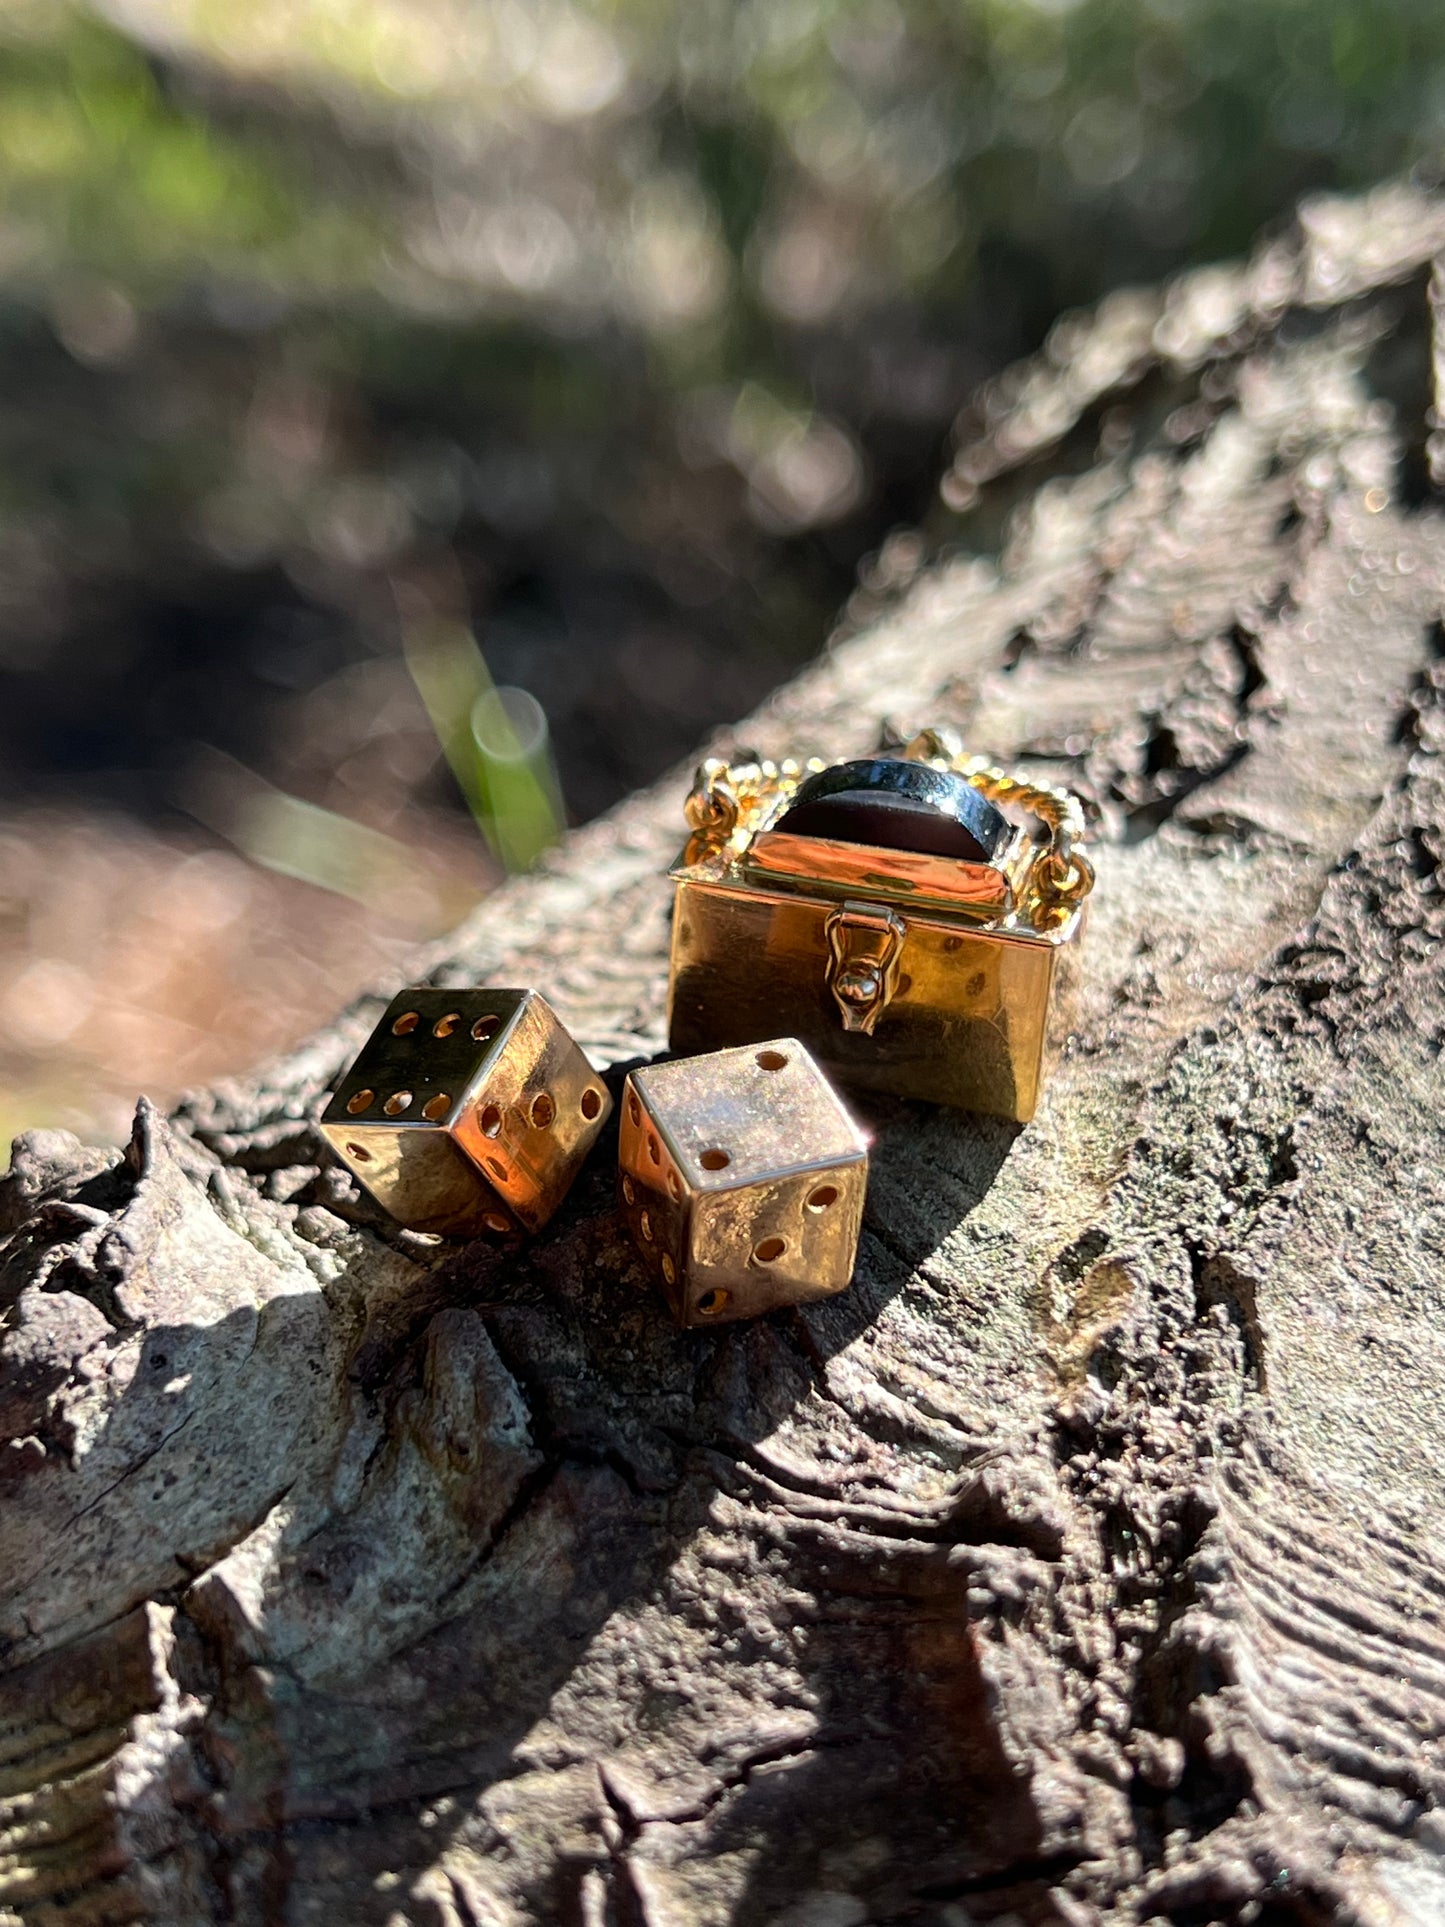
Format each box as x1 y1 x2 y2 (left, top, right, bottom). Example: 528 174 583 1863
824 902 906 1034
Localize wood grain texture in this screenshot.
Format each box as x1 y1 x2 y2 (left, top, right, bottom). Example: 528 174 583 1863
5 180 1445 1926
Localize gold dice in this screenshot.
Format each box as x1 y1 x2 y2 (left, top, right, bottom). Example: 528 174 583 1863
321 987 612 1236
617 1039 868 1326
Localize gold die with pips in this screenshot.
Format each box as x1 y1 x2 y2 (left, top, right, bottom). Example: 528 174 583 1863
618 1038 868 1326
321 988 612 1236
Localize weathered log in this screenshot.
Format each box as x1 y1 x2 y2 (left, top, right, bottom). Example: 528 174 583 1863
6 179 1445 1926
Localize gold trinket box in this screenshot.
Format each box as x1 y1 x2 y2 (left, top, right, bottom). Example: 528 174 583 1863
666 731 1094 1122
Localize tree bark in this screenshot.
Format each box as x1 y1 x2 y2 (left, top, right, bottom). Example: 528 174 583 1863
6 179 1445 1927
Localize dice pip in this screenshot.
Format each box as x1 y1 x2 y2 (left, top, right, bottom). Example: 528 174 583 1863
618 1039 867 1326
321 988 612 1236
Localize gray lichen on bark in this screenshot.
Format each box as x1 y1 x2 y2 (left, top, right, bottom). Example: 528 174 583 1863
5 180 1445 1925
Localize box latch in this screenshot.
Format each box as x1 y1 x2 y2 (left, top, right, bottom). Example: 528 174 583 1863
824 901 906 1035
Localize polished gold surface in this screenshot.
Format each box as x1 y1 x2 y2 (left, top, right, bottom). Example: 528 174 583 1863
668 733 1092 1121
744 830 1014 915
618 1039 867 1326
321 987 612 1235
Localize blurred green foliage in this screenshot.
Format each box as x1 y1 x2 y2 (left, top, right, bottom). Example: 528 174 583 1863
0 0 1439 838
403 618 564 872
0 7 382 292
2 0 1438 350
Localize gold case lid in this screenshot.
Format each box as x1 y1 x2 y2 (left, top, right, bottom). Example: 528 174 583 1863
672 740 1093 943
